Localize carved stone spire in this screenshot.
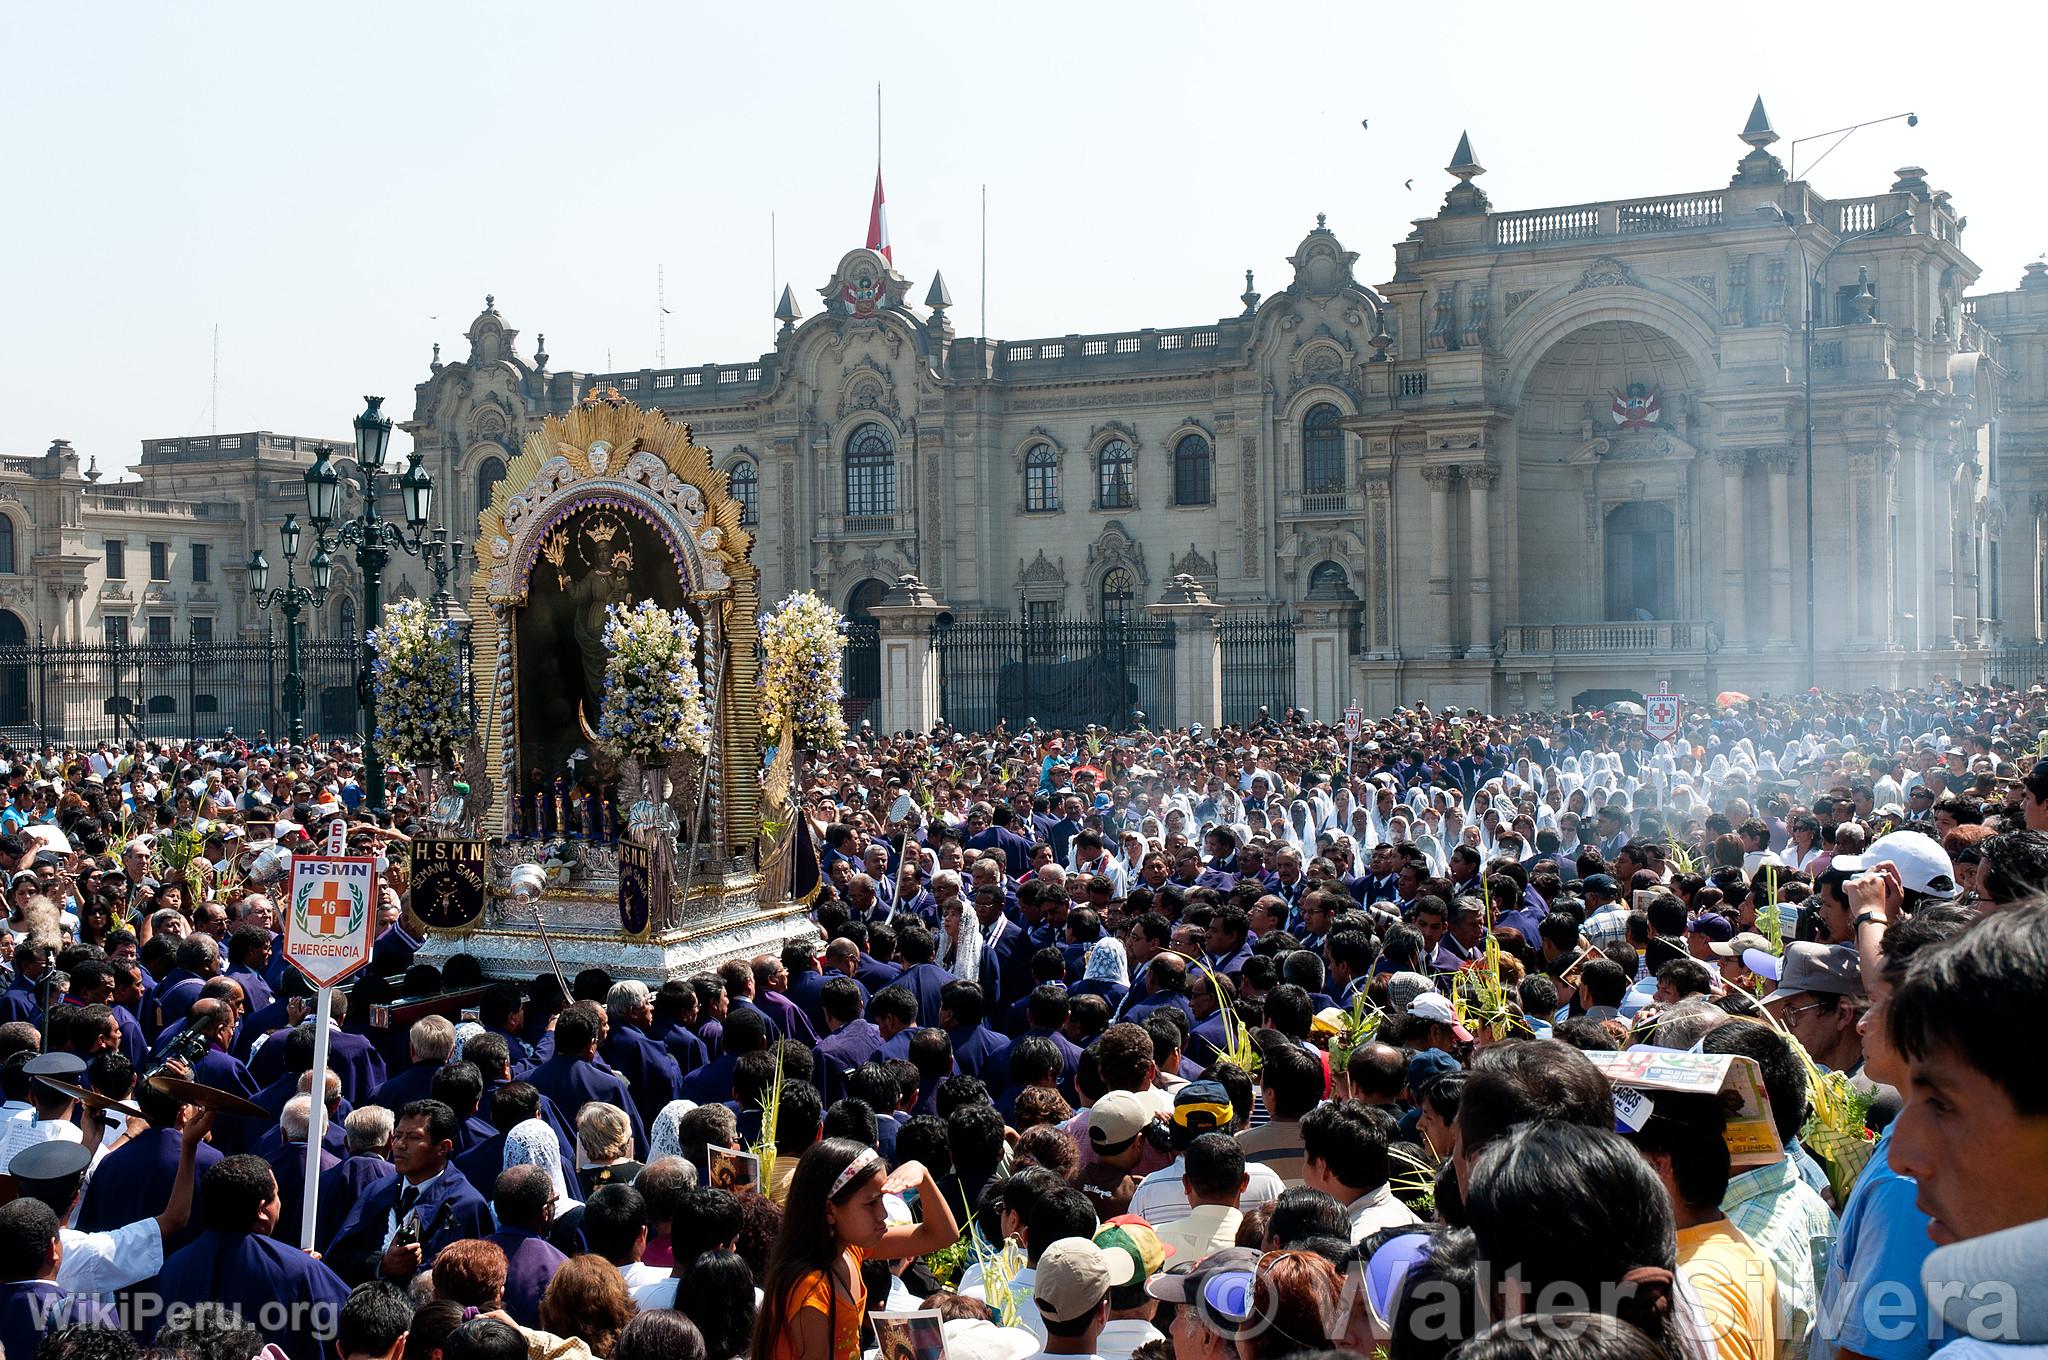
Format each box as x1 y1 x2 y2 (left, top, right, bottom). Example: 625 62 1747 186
1442 132 1490 216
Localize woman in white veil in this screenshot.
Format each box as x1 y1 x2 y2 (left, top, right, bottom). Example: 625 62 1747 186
504 1117 579 1215
941 896 984 984
648 1099 697 1168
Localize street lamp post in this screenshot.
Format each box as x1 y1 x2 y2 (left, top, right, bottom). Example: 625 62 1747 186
1757 204 1914 690
304 396 439 822
247 514 330 747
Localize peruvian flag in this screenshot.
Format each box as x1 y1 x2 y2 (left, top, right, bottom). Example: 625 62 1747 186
866 168 891 263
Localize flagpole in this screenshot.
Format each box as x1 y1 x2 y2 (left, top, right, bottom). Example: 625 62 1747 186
981 183 988 340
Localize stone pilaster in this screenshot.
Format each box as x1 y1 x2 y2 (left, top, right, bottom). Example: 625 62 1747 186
866 574 948 736
1148 574 1224 730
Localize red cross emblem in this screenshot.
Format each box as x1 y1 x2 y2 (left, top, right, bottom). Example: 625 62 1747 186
307 881 351 937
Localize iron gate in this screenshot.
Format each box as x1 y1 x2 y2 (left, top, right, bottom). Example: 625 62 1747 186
1219 614 1297 727
0 636 367 747
842 622 881 716
935 617 1175 732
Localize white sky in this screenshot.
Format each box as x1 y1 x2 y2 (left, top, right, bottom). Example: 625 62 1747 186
4 0 2039 473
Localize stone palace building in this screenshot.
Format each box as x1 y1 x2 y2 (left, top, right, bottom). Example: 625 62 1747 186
8 99 2048 726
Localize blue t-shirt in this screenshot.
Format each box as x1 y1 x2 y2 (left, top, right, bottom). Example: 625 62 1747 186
1813 1124 1944 1360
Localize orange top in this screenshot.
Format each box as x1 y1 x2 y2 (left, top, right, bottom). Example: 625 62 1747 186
772 1245 867 1360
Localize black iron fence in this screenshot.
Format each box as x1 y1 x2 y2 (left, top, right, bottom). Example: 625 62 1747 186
843 622 881 709
935 617 1175 732
1987 647 2048 690
0 638 366 747
1219 614 1297 727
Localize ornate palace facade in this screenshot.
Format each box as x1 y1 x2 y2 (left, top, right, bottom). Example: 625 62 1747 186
8 99 2047 722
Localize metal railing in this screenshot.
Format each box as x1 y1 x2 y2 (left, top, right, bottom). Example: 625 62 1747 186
1219 615 1296 727
0 636 367 746
1499 620 1719 656
933 616 1174 733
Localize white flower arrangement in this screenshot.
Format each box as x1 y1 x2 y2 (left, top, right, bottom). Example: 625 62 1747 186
759 590 848 752
366 598 471 764
598 599 710 762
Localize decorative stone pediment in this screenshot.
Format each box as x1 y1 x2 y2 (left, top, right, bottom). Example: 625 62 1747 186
1171 544 1218 580
835 359 900 423
1567 426 1704 466
1017 549 1067 592
818 249 912 325
1568 256 1642 294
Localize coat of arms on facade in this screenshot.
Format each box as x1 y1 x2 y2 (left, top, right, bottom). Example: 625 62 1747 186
1610 383 1663 431
841 266 884 318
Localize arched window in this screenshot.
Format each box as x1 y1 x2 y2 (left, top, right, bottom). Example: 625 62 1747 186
844 423 896 520
1024 443 1059 512
1302 402 1345 496
0 516 14 575
1097 439 1135 510
729 462 759 526
475 457 507 518
1307 561 1350 595
1100 567 1136 621
1173 434 1212 506
336 596 357 643
1604 502 1676 620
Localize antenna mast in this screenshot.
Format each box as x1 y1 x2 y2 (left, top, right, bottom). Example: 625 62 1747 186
658 264 666 366
210 323 220 434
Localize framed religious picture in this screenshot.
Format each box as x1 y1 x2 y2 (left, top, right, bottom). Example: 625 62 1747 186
869 1311 946 1360
706 1145 759 1194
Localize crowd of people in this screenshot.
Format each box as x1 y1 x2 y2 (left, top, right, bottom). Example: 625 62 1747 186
0 678 2044 1360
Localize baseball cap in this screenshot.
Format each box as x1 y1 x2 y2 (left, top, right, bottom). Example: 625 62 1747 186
1408 991 1473 1044
1742 947 1783 984
1710 930 1772 959
1095 1218 1172 1287
1088 1090 1150 1151
1146 1245 1261 1305
1406 1049 1460 1097
1761 942 1866 1007
1688 913 1734 944
1583 873 1619 896
1171 1081 1234 1135
1831 830 1957 899
1033 1237 1113 1323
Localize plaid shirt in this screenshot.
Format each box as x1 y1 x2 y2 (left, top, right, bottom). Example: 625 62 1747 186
1723 1156 1839 1360
1581 903 1633 951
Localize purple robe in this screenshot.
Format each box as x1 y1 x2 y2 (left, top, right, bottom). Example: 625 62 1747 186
487 1227 569 1328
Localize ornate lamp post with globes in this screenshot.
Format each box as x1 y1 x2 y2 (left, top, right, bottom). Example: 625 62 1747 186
247 514 330 748
303 396 445 821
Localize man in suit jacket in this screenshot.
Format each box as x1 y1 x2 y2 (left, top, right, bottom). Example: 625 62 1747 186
263 1094 342 1248
487 1165 570 1328
811 977 886 1106
366 1014 457 1112
889 922 957 1029
318 1106 397 1249
972 885 1033 1010
323 1098 494 1285
939 979 1013 1091
600 981 682 1129
527 1001 648 1158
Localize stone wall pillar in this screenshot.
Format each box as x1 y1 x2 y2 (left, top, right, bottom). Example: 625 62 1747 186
1718 451 1748 647
866 574 948 736
1294 581 1361 724
1467 466 1495 655
1423 466 1457 656
1148 574 1223 731
1763 450 1794 645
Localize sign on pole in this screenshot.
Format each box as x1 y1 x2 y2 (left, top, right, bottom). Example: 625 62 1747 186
1644 684 1683 742
1342 706 1364 745
283 852 379 1251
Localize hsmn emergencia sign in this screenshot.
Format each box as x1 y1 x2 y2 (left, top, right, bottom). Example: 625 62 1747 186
284 855 380 988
